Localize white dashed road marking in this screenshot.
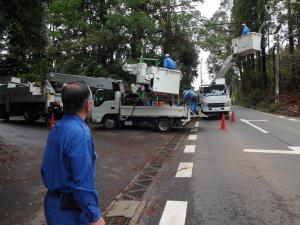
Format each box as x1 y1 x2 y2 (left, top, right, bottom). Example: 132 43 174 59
188 135 197 140
244 146 300 155
184 145 196 153
278 116 287 119
288 118 298 121
240 119 269 134
159 201 188 225
175 162 193 178
194 121 199 127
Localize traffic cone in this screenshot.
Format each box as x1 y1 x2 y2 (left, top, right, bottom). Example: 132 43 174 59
49 113 55 128
231 111 236 123
220 113 226 130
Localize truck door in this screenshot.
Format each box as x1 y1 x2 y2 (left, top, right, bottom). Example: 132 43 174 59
91 89 119 123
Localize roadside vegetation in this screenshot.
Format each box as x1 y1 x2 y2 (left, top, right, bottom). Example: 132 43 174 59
199 0 299 115
0 0 299 114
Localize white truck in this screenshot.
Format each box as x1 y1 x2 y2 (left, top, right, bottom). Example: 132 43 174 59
0 76 62 122
1 66 191 132
91 63 191 132
0 74 123 124
200 78 231 118
199 33 262 119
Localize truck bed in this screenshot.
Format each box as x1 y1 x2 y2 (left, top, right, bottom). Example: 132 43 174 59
120 105 188 118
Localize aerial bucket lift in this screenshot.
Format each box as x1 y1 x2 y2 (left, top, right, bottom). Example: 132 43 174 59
123 60 182 95
232 32 262 56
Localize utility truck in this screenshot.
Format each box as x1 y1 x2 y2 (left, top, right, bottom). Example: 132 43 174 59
199 32 262 118
200 78 231 118
0 63 191 132
92 62 190 132
0 74 123 123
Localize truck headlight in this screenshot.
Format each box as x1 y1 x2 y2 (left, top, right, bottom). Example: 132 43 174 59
225 102 231 107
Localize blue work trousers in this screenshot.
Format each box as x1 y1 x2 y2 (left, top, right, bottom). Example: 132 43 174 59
44 192 90 225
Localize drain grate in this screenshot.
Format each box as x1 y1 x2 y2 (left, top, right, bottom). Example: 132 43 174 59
107 129 189 224
105 216 131 225
119 131 185 201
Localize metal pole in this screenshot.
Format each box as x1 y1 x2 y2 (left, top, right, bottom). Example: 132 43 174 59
275 34 280 104
200 61 203 88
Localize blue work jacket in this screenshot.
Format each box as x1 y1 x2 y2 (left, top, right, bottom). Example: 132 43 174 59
163 57 177 69
41 114 101 223
242 26 250 35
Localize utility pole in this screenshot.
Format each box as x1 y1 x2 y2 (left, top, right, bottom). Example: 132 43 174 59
275 34 280 104
200 61 203 88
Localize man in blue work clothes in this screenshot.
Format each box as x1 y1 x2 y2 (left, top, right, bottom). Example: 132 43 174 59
163 54 177 69
241 23 250 36
41 82 105 225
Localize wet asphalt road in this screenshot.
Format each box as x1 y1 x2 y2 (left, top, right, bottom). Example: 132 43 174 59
139 106 300 225
0 118 175 225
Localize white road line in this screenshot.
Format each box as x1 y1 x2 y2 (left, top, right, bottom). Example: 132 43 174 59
175 162 193 178
191 128 198 133
240 119 269 134
247 120 268 122
188 135 197 140
244 146 300 155
184 145 196 153
288 118 298 121
194 121 199 127
278 116 286 119
159 201 188 225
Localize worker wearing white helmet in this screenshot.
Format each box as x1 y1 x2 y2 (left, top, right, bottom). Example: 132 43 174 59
241 23 250 36
163 54 177 69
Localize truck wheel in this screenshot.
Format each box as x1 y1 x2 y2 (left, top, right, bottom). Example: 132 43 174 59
158 118 171 132
103 116 117 130
24 107 40 122
224 112 230 120
3 114 9 122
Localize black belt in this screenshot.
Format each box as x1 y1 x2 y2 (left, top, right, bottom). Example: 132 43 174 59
48 191 81 211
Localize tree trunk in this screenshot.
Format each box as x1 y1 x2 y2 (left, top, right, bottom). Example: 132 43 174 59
261 35 268 90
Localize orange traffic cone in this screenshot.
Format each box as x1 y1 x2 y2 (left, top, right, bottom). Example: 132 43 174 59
231 111 236 123
220 113 226 130
49 113 55 128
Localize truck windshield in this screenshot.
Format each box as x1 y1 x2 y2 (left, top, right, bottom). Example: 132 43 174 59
94 89 115 107
203 85 227 96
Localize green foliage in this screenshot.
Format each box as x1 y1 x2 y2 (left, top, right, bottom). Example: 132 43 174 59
0 0 48 76
268 103 281 112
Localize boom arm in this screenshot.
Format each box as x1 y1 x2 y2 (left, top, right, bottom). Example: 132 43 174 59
48 72 124 92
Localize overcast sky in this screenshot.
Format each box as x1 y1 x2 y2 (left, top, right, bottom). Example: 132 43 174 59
193 0 221 89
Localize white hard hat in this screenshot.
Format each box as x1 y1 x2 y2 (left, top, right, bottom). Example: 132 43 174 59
165 54 170 57
242 23 246 26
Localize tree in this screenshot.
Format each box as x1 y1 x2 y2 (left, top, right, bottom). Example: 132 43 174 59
0 0 48 78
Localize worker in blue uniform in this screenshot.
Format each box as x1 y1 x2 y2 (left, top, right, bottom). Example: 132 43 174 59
41 81 105 225
183 89 199 114
241 23 250 36
163 54 177 69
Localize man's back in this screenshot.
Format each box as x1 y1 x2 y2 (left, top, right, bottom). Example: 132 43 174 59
41 115 93 191
164 57 177 69
242 26 250 35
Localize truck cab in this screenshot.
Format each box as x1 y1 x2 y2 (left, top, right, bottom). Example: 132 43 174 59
200 78 231 118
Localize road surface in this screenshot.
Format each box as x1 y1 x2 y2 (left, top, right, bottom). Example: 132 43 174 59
1 106 299 225
139 106 300 225
0 118 175 225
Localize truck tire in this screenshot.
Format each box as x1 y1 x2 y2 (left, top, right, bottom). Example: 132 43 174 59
224 112 230 120
24 107 40 122
103 116 117 130
158 118 171 132
3 114 9 122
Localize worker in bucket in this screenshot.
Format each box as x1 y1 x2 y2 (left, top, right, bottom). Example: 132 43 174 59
163 53 177 69
241 23 250 36
41 82 105 225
